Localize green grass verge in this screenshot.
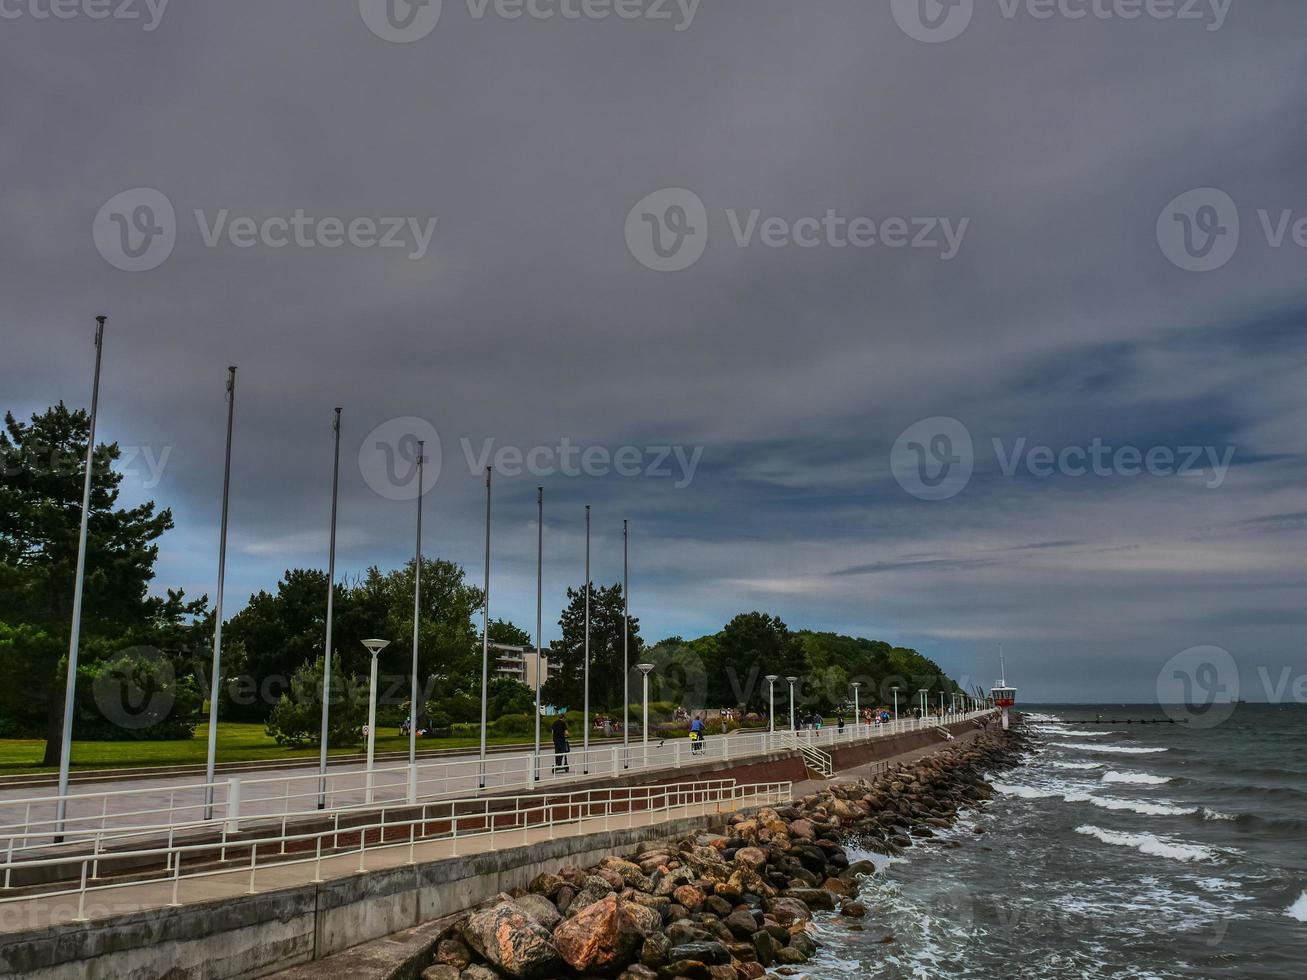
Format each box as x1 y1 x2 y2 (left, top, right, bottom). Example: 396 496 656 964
0 723 546 776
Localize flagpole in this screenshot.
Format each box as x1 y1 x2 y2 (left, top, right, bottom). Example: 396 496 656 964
54 315 107 838
410 442 424 778
533 486 543 780
582 504 590 773
316 407 342 809
622 518 629 768
478 466 491 788
204 366 237 821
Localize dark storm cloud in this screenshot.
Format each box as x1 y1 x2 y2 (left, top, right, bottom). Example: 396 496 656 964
3 0 1307 700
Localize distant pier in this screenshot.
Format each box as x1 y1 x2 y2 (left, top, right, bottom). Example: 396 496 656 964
1048 718 1190 725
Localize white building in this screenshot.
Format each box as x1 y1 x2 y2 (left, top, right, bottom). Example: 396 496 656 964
490 643 548 690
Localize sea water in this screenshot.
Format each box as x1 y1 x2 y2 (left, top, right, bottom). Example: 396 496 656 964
809 704 1307 979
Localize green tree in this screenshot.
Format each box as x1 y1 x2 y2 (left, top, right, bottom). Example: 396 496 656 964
0 405 175 762
542 582 640 710
264 655 367 748
707 612 805 709
223 568 331 721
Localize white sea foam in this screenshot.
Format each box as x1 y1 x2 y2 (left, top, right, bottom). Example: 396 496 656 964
1102 770 1172 785
1056 742 1168 754
991 782 1061 799
1286 890 1307 922
1034 728 1121 736
1050 761 1104 770
1075 825 1219 863
1064 792 1197 816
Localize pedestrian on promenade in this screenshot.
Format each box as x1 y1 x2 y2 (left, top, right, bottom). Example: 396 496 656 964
690 712 706 754
552 711 571 773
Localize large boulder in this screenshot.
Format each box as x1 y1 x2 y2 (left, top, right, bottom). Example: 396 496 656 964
553 893 645 973
459 902 563 979
513 894 562 931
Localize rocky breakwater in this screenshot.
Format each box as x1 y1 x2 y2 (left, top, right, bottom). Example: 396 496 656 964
420 729 1026 980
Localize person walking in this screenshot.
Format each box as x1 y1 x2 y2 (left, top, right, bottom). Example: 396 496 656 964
690 712 706 754
552 711 571 774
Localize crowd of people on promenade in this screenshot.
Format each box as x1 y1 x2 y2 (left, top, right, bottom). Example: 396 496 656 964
543 698 969 772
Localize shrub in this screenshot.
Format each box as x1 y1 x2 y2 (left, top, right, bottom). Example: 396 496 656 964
492 713 535 735
74 647 203 741
264 656 366 749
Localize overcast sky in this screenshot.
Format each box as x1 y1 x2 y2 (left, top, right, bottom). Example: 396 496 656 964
3 0 1305 702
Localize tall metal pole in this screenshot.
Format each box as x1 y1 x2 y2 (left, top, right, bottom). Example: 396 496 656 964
317 408 342 809
410 443 424 772
54 315 107 838
478 467 491 788
582 504 590 772
203 366 237 821
533 487 544 779
622 518 629 767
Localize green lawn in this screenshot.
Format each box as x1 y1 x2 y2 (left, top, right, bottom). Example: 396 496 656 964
0 723 544 776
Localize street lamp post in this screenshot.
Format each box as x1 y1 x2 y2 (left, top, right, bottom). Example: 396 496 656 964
317 407 342 810
637 663 654 767
851 682 861 736
362 639 391 804
892 687 900 724
54 315 107 838
786 676 798 731
765 675 778 734
919 689 928 721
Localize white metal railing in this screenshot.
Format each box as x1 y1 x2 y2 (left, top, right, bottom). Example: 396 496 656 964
0 709 995 851
0 779 792 923
784 733 834 777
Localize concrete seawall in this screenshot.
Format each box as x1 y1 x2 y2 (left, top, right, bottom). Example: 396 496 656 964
0 720 985 980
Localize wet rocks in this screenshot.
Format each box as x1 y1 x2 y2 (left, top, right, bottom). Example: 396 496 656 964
423 726 1026 980
553 893 646 973
460 902 563 979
